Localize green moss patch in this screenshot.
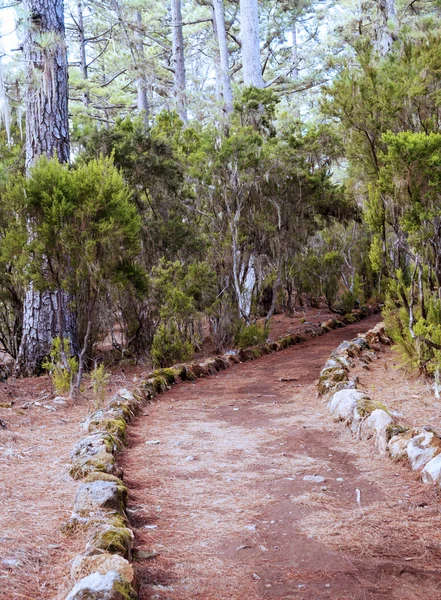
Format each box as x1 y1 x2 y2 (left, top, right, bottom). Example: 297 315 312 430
90 525 134 559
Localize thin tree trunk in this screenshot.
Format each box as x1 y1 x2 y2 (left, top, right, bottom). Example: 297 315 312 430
135 10 149 127
171 0 187 122
17 0 73 376
291 20 299 80
239 0 263 88
77 0 89 107
211 8 222 103
212 0 233 113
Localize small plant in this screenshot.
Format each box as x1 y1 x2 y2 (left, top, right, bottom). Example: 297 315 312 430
151 322 194 368
42 337 78 395
236 323 266 349
90 363 111 408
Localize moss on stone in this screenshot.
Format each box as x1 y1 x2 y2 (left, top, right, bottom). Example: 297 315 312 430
356 397 391 418
150 368 177 386
343 313 357 324
106 403 132 422
278 336 294 349
318 368 348 396
84 472 125 486
90 525 134 558
385 424 409 442
113 577 138 600
70 452 116 480
88 418 127 443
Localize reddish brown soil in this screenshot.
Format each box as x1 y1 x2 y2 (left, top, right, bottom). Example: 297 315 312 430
0 307 339 600
121 315 441 600
0 371 143 600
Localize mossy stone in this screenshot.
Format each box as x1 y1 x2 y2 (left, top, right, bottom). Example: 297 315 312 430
88 418 127 443
89 525 134 559
70 452 117 481
84 472 125 486
356 397 391 418
65 570 137 600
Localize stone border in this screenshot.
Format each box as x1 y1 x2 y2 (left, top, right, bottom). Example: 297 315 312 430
319 322 441 489
62 307 377 599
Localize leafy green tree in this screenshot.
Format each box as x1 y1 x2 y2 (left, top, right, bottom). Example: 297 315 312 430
4 156 142 385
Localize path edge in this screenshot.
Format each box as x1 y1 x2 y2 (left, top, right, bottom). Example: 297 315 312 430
62 307 378 599
319 323 441 491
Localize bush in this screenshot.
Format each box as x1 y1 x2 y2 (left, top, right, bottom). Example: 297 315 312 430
42 337 78 395
151 322 194 368
90 363 111 408
236 323 266 349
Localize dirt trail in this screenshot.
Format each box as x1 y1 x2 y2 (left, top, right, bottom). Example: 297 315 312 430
121 315 441 600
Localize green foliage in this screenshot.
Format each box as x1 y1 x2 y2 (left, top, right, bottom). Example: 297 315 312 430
91 363 111 408
42 337 78 394
151 323 194 368
236 323 266 349
234 87 279 136
3 155 142 369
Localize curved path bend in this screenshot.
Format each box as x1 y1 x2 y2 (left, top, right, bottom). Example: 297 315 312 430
121 316 441 600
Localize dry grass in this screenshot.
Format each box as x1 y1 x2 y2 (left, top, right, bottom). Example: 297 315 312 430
299 500 441 563
0 379 94 600
291 490 344 508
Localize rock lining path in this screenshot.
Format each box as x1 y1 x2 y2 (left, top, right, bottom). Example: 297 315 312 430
121 315 441 600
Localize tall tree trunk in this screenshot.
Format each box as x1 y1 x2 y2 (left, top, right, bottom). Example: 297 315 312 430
291 20 299 80
378 0 398 55
211 8 222 103
171 0 187 122
135 10 149 127
17 0 73 376
24 0 70 168
77 0 89 107
212 0 233 113
239 0 263 88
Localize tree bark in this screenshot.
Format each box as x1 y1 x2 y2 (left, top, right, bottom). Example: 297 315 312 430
24 0 70 169
239 0 263 88
17 0 73 376
291 20 299 80
135 10 149 127
212 0 233 113
378 0 398 55
77 0 89 107
211 7 222 103
171 0 187 122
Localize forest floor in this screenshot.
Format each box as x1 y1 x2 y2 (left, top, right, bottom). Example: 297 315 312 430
2 311 441 599
121 314 441 600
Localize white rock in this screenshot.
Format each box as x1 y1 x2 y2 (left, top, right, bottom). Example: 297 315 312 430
360 409 393 454
303 475 326 483
407 431 441 471
71 433 111 460
116 388 135 402
328 389 366 423
65 570 136 600
73 481 123 516
421 454 441 485
71 553 134 583
388 431 414 461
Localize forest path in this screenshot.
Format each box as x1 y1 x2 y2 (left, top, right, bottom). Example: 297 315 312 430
121 315 441 600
